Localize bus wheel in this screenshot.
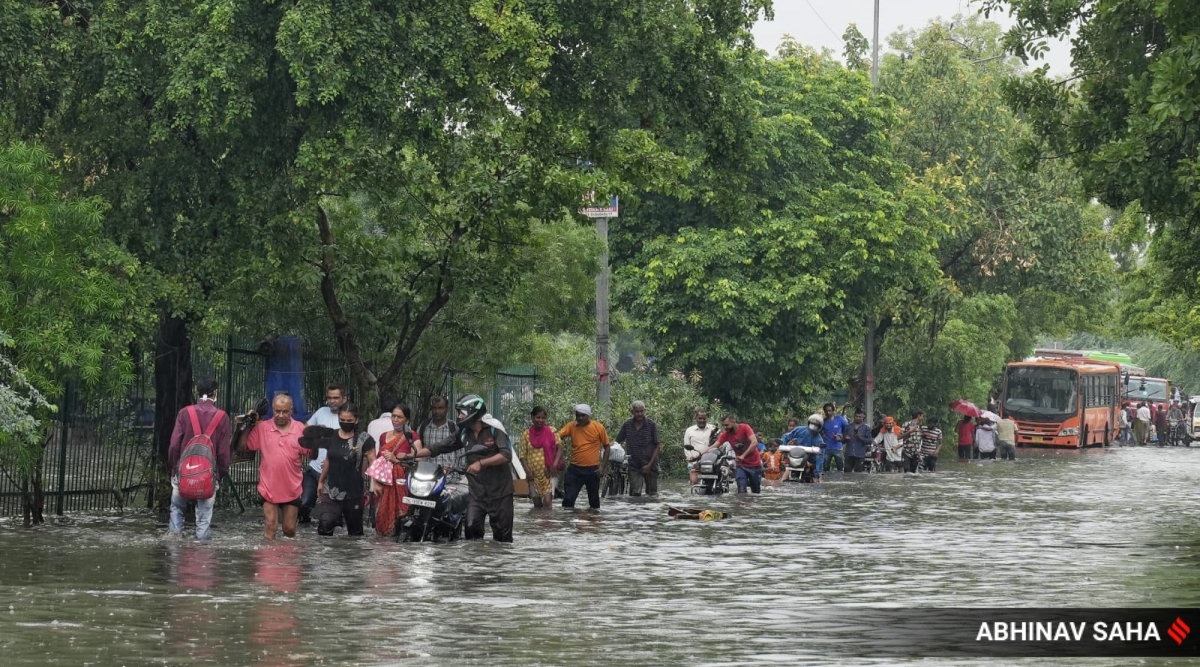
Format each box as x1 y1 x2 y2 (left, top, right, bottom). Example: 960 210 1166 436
1080 425 1089 449
1103 424 1110 447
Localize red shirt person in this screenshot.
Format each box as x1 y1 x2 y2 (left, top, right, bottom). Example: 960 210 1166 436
956 415 975 460
717 415 763 494
238 394 308 540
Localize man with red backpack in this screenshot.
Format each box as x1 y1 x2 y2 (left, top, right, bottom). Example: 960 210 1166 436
167 377 231 540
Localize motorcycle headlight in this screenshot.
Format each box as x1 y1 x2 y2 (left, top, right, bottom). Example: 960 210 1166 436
408 477 436 497
1058 428 1079 437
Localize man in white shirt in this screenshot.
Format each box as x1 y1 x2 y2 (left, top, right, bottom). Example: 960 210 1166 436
684 410 715 485
1135 402 1152 446
975 419 997 460
299 383 347 524
366 397 396 444
1117 404 1131 445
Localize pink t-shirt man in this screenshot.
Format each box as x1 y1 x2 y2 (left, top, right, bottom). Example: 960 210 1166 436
246 417 308 504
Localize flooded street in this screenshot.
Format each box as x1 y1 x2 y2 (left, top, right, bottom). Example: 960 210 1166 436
4 448 1200 666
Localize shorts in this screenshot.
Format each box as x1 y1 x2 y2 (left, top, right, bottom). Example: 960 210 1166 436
265 496 302 507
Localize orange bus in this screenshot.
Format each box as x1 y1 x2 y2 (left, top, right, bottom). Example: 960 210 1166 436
1000 358 1120 448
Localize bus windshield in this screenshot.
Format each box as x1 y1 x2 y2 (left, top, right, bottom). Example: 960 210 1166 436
1122 378 1168 402
1004 367 1079 418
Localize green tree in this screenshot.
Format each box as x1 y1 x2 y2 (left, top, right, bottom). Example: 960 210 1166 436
869 17 1115 408
843 23 871 72
983 0 1200 345
877 293 1019 425
0 141 152 524
1 0 771 418
618 47 943 407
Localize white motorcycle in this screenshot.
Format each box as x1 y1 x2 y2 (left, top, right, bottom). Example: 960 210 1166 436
781 444 821 483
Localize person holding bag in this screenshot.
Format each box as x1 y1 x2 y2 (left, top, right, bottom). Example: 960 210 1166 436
367 403 421 537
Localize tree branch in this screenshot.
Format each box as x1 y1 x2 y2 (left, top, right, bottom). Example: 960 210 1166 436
315 205 378 395
379 224 468 387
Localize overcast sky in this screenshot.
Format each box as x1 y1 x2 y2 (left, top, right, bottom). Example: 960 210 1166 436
751 0 1074 76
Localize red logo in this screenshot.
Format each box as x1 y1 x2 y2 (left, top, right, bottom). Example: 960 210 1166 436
1168 617 1190 645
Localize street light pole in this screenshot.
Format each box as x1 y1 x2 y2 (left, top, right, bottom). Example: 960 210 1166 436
865 0 880 422
596 214 611 408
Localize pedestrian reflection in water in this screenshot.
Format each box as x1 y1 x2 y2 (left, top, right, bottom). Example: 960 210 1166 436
251 542 304 667
165 543 222 663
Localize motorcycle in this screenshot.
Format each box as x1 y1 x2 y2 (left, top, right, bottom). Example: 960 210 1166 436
397 458 469 543
782 444 820 482
686 444 732 495
602 442 628 498
1168 418 1190 447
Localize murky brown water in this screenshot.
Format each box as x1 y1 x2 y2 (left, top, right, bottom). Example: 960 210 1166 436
3 448 1200 666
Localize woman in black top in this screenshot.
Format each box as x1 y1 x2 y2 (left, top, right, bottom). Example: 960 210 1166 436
314 403 376 536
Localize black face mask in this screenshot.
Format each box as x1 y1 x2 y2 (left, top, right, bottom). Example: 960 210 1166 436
339 420 357 432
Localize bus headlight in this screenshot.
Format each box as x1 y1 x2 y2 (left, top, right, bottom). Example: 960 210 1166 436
1058 427 1080 437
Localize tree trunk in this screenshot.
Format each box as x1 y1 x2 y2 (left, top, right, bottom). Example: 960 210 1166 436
154 312 193 507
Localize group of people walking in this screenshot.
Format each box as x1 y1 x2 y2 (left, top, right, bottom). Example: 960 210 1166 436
165 377 1024 544
953 412 1018 461
1117 400 1185 446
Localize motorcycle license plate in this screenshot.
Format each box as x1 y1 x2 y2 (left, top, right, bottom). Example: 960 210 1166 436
699 474 719 480
402 497 437 508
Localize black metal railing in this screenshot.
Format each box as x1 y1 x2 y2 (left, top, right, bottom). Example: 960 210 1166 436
0 339 535 518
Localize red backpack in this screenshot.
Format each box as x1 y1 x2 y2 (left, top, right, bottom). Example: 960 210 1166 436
177 406 226 501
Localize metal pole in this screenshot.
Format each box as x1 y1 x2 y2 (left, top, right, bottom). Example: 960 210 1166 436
56 381 72 516
871 0 880 89
864 0 880 421
223 335 234 414
596 214 611 408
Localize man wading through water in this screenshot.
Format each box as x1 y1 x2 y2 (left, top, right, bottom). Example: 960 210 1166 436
414 395 515 542
555 404 611 510
238 395 309 540
616 400 661 497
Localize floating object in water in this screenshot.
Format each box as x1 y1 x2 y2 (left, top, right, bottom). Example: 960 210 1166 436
667 506 731 521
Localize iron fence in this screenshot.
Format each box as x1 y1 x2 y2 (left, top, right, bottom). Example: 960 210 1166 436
0 337 536 518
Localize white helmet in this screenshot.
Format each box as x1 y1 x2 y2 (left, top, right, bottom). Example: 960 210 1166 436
807 413 824 428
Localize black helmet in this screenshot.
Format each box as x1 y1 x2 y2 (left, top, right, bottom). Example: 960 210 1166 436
455 394 486 429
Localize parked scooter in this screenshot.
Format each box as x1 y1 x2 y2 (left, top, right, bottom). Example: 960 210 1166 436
782 443 820 482
397 458 469 543
685 444 732 495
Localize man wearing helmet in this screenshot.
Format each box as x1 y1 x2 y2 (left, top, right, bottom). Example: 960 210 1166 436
413 394 515 542
782 414 827 482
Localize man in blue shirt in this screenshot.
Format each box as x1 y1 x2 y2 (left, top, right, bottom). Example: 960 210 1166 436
782 414 827 481
821 403 848 473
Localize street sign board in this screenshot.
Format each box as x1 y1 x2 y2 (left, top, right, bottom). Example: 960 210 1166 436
580 195 619 218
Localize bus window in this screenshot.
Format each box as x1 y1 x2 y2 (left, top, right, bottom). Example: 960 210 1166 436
1004 367 1080 418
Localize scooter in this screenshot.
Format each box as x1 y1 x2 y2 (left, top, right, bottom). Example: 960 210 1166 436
782 444 820 482
397 458 469 543
685 444 732 495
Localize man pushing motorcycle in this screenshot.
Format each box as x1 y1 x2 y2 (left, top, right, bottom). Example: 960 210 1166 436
413 394 515 543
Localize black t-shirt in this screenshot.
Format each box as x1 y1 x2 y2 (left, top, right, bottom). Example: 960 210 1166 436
428 425 513 499
324 432 375 500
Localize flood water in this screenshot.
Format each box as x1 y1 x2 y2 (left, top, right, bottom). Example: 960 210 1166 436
3 447 1200 666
